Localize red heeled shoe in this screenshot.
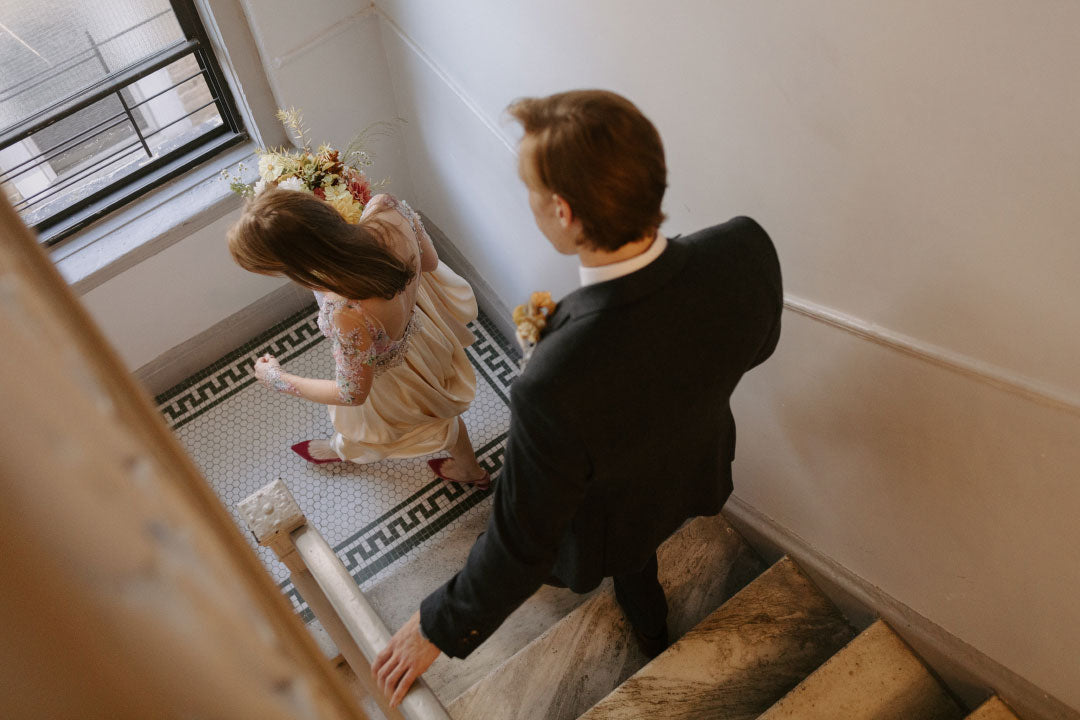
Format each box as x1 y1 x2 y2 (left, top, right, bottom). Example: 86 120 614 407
428 458 490 490
291 440 343 464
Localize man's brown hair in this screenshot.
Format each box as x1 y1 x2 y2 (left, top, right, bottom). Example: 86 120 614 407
508 89 667 252
227 188 414 300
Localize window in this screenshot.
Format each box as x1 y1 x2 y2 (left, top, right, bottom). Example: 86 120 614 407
0 0 245 246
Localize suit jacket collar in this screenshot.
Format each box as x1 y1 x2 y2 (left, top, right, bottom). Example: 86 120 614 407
548 237 688 332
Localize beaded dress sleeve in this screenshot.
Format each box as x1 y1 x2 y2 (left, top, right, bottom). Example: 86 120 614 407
326 303 377 405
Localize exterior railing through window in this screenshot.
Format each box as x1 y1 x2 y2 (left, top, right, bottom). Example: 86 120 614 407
0 0 245 246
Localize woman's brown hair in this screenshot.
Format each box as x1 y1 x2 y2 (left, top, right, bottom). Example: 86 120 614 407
227 188 415 300
508 90 667 252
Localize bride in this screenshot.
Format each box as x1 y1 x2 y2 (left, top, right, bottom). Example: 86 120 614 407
227 187 490 488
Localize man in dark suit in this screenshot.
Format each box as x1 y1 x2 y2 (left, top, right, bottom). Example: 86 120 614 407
373 90 783 707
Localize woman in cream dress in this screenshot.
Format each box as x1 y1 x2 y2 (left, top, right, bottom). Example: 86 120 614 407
227 187 489 488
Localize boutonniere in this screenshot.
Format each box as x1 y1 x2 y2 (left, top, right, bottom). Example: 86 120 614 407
512 291 557 369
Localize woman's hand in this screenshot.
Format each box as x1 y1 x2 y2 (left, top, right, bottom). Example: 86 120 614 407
253 354 280 383
372 611 441 707
254 354 300 396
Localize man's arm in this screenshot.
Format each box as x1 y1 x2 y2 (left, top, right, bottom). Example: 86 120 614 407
737 217 784 370
374 375 589 705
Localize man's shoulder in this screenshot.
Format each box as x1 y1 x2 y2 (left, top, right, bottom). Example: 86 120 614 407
675 216 779 280
679 216 772 253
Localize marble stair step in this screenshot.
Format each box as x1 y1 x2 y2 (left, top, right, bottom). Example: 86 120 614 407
965 697 1021 720
578 556 854 720
447 514 765 720
757 619 964 720
323 502 595 702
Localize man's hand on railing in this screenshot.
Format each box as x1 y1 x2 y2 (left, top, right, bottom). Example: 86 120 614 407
373 610 442 708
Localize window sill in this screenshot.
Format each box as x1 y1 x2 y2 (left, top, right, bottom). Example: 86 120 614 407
52 141 257 295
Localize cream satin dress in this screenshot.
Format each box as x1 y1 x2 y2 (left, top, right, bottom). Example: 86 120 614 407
315 196 478 463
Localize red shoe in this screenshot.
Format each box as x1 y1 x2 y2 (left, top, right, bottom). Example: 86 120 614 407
291 440 343 464
428 458 490 490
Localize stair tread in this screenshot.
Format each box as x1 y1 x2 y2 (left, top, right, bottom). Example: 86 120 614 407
579 556 854 720
966 697 1021 720
447 514 765 720
757 619 964 720
357 503 593 701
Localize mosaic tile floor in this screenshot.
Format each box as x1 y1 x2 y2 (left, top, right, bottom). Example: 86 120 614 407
156 303 520 621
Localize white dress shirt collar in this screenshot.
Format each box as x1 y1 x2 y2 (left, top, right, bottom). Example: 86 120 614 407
578 233 668 287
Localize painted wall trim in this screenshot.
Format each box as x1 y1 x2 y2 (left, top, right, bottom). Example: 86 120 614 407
784 295 1080 418
269 5 378 70
723 496 1078 720
374 7 518 155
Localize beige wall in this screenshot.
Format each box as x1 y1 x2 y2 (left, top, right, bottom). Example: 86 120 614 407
374 0 1080 709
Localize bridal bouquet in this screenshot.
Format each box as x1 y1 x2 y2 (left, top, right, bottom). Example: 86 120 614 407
223 108 393 223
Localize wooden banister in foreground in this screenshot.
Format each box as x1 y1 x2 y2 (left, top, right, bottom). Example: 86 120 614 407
0 185 367 718
240 479 452 720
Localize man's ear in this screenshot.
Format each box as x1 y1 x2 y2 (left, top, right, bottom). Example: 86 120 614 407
552 194 574 229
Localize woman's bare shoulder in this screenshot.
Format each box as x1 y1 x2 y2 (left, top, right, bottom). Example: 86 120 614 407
362 193 399 217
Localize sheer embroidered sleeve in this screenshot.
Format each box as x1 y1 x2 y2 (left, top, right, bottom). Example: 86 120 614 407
328 304 376 405
397 199 438 270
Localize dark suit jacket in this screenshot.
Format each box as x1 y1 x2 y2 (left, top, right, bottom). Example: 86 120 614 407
420 217 783 658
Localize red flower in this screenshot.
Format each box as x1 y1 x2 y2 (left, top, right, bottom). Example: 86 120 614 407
347 171 372 205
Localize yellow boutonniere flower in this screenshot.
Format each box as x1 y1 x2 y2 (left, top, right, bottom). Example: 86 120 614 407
512 291 557 367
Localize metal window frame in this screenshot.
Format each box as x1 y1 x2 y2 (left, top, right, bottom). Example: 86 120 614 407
0 0 247 246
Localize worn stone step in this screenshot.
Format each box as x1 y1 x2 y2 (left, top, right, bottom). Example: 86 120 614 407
447 514 765 720
579 556 854 720
328 502 594 702
757 619 964 720
966 696 1021 720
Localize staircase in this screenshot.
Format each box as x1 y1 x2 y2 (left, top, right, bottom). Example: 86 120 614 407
433 516 1019 720
242 483 1023 720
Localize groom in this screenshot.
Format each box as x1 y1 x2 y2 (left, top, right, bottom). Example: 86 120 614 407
373 90 783 706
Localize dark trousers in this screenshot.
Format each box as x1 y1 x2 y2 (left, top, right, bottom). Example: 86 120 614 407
612 553 668 637
548 553 668 637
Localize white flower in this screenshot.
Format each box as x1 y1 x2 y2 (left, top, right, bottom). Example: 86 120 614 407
277 177 312 193
253 178 268 195
257 153 285 180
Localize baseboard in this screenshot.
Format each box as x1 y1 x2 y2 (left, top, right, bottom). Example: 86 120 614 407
420 211 517 345
722 496 1078 720
134 282 313 396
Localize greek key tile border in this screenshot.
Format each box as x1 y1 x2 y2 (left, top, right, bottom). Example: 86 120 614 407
279 318 519 622
156 302 522 622
155 303 521 432
281 433 509 623
156 303 325 431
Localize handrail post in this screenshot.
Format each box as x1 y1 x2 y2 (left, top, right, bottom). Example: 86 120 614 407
239 479 452 720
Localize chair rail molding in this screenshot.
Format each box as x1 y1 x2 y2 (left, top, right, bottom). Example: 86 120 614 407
783 294 1080 418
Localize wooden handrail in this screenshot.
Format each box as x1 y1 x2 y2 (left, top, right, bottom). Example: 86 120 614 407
240 479 452 720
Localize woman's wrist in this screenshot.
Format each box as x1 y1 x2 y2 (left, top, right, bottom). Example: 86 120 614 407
261 364 301 397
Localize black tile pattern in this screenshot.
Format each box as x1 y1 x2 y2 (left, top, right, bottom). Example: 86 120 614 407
283 434 508 623
157 303 325 431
